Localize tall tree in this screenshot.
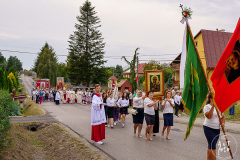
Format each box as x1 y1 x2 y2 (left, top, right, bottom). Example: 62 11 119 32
33 42 50 73
121 48 139 91
0 52 6 68
67 0 106 86
6 56 23 72
57 63 69 82
37 44 58 85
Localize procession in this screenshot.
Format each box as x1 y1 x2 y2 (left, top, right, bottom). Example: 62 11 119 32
1 0 240 160
31 84 182 143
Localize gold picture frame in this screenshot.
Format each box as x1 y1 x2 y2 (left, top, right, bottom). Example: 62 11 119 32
145 70 164 99
56 77 64 90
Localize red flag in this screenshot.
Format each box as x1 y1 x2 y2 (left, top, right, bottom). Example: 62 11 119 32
211 18 240 113
136 75 138 83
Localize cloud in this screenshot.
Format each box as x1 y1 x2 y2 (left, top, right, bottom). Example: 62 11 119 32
0 32 20 40
0 0 240 70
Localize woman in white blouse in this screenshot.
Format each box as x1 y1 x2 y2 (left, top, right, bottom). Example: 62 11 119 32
144 91 159 141
161 91 174 140
117 92 129 128
107 93 116 128
203 93 225 160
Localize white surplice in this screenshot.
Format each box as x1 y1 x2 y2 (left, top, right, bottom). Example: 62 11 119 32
91 94 106 126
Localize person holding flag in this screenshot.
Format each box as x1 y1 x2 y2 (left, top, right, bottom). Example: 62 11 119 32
179 4 234 159
203 93 225 160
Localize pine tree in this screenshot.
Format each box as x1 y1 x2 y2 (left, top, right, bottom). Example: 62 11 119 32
33 42 50 73
67 0 106 86
37 44 58 85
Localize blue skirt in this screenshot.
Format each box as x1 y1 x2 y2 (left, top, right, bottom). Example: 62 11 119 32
163 113 173 126
203 125 220 149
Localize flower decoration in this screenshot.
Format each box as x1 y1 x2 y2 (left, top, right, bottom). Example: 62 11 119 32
179 4 193 23
181 7 192 19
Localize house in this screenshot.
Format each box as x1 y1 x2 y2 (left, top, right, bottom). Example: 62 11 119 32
171 29 232 86
118 79 132 93
122 63 146 79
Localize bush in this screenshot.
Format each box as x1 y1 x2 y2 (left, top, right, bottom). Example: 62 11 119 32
8 101 21 116
0 90 11 151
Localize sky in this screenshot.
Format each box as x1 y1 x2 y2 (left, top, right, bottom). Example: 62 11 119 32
0 0 240 70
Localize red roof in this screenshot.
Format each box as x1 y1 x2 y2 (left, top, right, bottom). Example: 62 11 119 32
108 75 118 80
118 79 131 87
171 30 233 69
122 63 146 74
197 29 232 69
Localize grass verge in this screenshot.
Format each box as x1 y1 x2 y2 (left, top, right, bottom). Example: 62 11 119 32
184 104 240 122
1 123 108 160
21 98 45 116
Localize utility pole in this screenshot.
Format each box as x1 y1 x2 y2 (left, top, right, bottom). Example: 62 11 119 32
137 56 139 90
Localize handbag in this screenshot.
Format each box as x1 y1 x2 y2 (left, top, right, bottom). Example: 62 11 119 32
128 108 138 115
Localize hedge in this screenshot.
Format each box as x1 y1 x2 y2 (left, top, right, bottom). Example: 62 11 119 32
0 90 21 151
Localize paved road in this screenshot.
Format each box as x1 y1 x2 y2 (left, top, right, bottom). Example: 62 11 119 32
21 76 240 160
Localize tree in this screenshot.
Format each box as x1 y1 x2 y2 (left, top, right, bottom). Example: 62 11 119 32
92 66 112 84
115 65 123 79
67 0 106 86
6 56 23 72
0 68 4 89
33 42 50 73
0 52 6 65
121 48 139 91
57 63 69 82
37 44 58 85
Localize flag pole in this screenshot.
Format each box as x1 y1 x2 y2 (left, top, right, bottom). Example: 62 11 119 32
186 24 233 159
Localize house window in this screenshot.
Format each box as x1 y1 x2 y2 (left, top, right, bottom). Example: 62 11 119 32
195 41 198 47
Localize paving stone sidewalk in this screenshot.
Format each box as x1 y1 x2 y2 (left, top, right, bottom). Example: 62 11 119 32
159 112 240 134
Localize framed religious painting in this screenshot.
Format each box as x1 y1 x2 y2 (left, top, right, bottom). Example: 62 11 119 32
56 77 64 90
145 70 164 100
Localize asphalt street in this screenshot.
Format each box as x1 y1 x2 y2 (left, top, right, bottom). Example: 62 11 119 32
21 75 240 160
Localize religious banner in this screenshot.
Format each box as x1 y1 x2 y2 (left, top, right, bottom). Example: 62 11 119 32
145 70 164 98
211 18 240 113
56 77 64 90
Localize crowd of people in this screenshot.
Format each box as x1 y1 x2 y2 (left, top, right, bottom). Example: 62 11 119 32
31 87 98 105
31 83 229 159
90 84 185 145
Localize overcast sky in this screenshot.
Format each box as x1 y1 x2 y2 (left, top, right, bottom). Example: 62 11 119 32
0 0 240 70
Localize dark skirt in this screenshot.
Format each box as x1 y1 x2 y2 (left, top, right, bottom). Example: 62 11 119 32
55 100 60 105
107 107 114 118
153 109 160 133
179 102 184 111
120 107 128 115
104 105 108 121
132 108 144 124
163 113 173 126
203 125 220 150
144 113 155 125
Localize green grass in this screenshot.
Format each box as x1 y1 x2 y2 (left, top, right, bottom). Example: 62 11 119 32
184 104 240 122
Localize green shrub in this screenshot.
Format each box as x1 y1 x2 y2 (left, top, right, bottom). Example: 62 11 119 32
9 101 21 116
0 90 12 151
